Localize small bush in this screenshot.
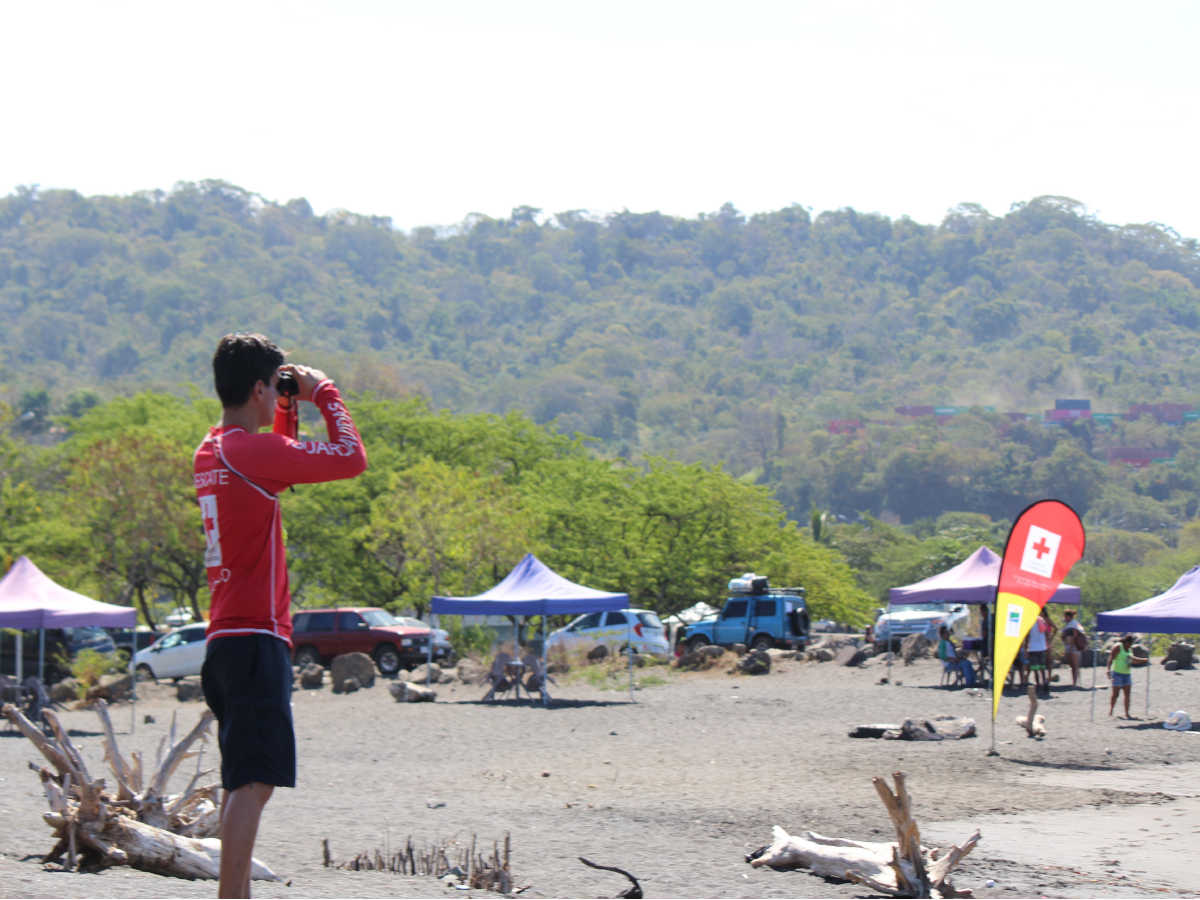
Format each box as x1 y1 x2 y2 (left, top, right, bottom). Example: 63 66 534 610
567 654 673 691
443 617 494 658
69 648 128 698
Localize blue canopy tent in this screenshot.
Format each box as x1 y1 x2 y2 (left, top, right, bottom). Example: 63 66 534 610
1096 566 1200 717
1096 567 1200 634
431 553 629 702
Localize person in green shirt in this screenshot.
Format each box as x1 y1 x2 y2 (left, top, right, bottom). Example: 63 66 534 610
1107 633 1147 718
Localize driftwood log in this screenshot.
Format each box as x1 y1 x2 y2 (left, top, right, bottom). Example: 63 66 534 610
1 701 280 882
748 772 979 898
389 681 436 702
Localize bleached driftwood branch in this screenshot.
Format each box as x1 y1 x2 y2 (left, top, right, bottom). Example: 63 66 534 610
2 701 278 882
748 771 979 899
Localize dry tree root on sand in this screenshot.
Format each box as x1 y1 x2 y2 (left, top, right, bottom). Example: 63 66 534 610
747 771 980 899
323 832 514 893
578 856 643 898
1 700 281 882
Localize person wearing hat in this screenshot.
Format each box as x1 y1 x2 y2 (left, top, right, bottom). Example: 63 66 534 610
1107 634 1147 718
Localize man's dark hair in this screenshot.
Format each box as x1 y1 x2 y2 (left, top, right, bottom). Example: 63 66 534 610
212 333 285 407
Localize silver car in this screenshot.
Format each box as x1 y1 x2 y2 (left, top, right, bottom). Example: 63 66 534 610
874 603 969 650
546 609 670 657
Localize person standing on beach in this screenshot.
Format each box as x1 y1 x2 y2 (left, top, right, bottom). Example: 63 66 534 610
1026 607 1056 697
1059 608 1086 687
195 333 367 897
1107 633 1147 719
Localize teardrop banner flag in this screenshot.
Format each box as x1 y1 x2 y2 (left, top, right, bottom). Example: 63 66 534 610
992 499 1086 720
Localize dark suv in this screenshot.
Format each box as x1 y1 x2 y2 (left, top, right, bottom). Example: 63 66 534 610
1 627 117 682
290 607 437 676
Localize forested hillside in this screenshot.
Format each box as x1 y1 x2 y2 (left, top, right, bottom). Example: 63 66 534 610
4 182 1200 542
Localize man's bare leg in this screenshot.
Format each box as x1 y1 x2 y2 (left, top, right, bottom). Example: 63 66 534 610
219 782 274 898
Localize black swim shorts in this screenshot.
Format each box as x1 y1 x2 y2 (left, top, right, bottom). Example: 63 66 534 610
201 634 296 791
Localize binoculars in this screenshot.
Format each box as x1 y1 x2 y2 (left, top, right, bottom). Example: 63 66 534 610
276 371 299 398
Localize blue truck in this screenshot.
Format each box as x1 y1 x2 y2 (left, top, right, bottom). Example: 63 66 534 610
677 573 810 652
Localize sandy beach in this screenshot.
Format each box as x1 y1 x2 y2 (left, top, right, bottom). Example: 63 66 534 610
2 648 1199 899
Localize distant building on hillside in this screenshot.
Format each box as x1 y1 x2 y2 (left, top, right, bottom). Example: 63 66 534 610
1107 447 1173 467
894 405 936 417
827 419 863 435
1127 402 1194 425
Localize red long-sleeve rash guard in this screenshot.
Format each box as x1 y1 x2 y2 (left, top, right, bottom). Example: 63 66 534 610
193 380 367 646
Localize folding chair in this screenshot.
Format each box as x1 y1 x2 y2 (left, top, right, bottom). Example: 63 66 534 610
481 651 516 702
940 658 963 688
521 652 556 705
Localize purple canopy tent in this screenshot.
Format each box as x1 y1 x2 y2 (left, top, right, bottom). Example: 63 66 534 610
886 546 1081 688
0 555 136 682
888 546 1081 607
431 553 629 702
1096 567 1200 717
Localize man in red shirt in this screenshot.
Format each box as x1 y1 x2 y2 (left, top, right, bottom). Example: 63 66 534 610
196 333 367 897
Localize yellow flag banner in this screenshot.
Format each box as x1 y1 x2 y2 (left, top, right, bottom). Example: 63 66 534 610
992 500 1086 720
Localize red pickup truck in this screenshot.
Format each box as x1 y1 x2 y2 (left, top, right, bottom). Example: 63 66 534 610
290 607 437 675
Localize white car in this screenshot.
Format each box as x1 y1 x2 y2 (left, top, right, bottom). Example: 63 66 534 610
546 609 670 657
134 623 208 680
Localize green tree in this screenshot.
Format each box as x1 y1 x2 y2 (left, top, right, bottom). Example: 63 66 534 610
365 458 532 618
1033 441 1106 517
66 432 205 627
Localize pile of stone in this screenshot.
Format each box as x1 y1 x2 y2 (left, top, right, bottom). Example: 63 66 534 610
291 653 490 697
47 673 134 706
1163 641 1195 670
673 644 727 671
806 638 874 667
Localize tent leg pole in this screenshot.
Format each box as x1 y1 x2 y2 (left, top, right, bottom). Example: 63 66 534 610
628 622 634 703
426 614 434 688
1089 637 1096 723
15 631 22 682
542 618 547 708
130 648 136 734
38 629 45 683
1145 651 1151 718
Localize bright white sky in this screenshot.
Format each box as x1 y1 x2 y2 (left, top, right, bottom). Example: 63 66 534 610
4 0 1198 237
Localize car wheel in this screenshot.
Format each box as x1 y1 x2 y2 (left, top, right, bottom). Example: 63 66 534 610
751 634 774 652
373 644 402 676
294 645 321 669
135 663 156 682
686 634 710 651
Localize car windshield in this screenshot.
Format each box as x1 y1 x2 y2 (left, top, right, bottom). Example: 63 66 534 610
361 609 398 627
889 604 946 614
64 627 107 642
636 612 663 628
